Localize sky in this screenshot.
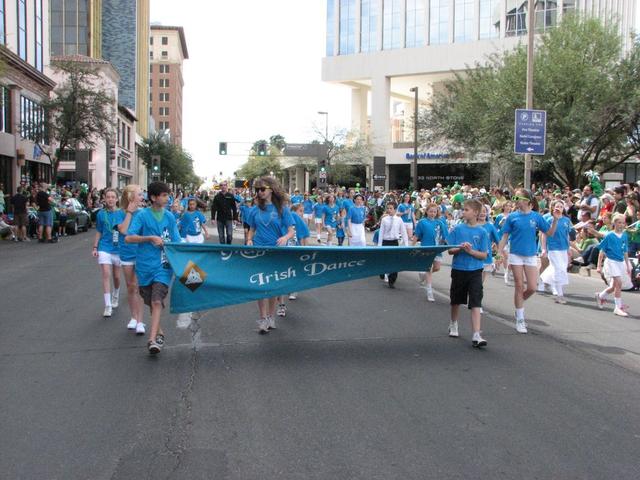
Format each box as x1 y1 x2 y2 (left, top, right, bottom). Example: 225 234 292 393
150 0 352 182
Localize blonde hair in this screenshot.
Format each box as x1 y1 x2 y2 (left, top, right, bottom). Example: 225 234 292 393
612 213 626 224
120 185 140 211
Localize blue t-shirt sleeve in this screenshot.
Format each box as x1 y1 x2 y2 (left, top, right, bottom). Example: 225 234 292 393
197 212 206 225
247 208 257 229
502 216 513 234
489 224 500 243
168 214 182 242
480 229 490 252
127 210 144 236
96 210 104 234
537 212 550 233
440 219 450 243
448 227 458 246
282 208 294 229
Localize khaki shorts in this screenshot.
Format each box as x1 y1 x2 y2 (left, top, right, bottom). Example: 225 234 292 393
14 213 28 228
139 282 169 307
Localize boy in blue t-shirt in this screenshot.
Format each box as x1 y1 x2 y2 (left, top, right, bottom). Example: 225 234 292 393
447 199 489 348
126 181 182 355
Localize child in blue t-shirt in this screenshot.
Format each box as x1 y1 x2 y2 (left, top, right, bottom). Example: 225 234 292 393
239 198 255 244
312 195 325 243
92 188 124 318
447 199 489 348
126 181 182 355
477 205 501 281
413 203 449 302
335 214 346 246
180 198 209 243
596 213 632 317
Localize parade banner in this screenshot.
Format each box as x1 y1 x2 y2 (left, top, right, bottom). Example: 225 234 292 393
164 244 452 313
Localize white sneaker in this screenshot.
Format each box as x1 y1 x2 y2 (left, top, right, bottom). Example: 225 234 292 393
418 272 426 285
515 318 528 334
426 289 435 302
537 282 545 293
448 321 459 338
472 333 487 348
594 292 605 310
288 293 297 300
554 296 567 305
127 319 137 330
267 315 276 330
384 274 389 283
103 306 112 317
111 293 119 308
277 304 286 317
135 322 146 335
614 307 629 317
257 318 269 334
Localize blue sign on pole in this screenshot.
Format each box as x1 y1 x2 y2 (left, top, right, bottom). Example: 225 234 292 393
514 109 546 155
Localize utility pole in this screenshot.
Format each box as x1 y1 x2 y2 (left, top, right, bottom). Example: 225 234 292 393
410 87 419 191
524 0 535 190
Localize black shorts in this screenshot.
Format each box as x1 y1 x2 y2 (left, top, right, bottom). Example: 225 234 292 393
243 222 250 230
139 282 169 307
450 269 483 309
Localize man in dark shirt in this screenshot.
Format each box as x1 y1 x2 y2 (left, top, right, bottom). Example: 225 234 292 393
210 182 237 244
10 188 29 241
35 183 54 242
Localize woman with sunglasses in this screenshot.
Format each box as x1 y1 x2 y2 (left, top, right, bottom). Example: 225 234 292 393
246 177 295 334
497 189 561 334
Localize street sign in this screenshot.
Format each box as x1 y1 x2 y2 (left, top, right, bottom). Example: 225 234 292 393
373 174 386 180
514 109 546 155
319 171 327 179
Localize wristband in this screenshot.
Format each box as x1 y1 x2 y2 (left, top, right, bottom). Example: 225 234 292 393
92 246 97 249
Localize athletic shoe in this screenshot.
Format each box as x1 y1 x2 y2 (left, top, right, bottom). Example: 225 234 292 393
288 293 297 300
614 307 629 317
190 311 201 321
504 273 511 286
388 282 395 289
537 282 545 293
515 318 528 334
448 321 459 338
135 323 146 335
472 333 487 348
267 315 276 330
111 293 119 308
554 296 567 305
594 292 605 310
426 289 435 302
418 272 426 285
257 318 269 334
277 304 286 317
127 319 137 330
155 334 165 347
147 341 161 354
103 306 112 317
384 274 389 283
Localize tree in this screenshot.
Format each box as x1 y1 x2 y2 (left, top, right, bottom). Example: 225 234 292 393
312 127 373 185
422 14 640 187
40 60 116 179
239 136 286 180
140 131 201 187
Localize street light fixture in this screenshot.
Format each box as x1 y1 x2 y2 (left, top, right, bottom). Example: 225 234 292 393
317 111 328 140
409 87 419 191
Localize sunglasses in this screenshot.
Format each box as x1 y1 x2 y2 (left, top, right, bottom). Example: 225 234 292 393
512 195 531 202
255 186 271 193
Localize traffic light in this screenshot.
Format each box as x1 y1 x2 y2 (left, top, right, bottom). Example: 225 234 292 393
257 142 267 156
151 155 161 178
219 142 227 155
109 145 116 164
318 159 327 185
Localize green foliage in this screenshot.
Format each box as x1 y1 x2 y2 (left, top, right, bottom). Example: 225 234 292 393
424 14 640 187
140 131 201 187
42 60 116 178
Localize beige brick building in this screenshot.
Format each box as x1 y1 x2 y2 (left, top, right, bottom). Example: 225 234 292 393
149 25 188 146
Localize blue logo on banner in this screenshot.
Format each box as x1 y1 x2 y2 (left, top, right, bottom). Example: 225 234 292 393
164 244 453 313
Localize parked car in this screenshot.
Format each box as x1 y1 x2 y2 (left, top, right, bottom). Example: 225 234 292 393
61 198 91 234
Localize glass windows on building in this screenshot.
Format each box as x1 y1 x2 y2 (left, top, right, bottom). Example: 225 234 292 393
454 0 475 42
563 0 578 13
479 0 500 39
535 0 558 32
326 0 335 56
360 0 378 53
406 0 426 48
430 0 449 45
383 0 402 49
20 96 45 143
339 0 356 55
506 0 528 37
35 0 43 71
17 0 26 60
50 0 89 56
0 87 11 134
0 1 5 44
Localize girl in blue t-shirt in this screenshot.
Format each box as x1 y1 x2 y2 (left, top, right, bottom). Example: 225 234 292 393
323 194 340 246
412 203 448 302
397 193 416 238
92 188 124 318
595 213 632 317
540 200 573 304
302 194 314 226
246 177 295 333
335 213 346 246
494 201 513 284
497 189 561 333
180 198 209 244
239 197 255 245
117 185 145 334
312 195 325 243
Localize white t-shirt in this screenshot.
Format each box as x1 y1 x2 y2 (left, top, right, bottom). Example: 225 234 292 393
579 195 600 218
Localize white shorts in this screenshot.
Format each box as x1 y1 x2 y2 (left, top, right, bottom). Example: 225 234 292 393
303 213 312 220
186 233 204 244
540 250 569 286
98 251 121 266
483 263 494 272
120 260 135 267
603 258 627 278
349 223 366 247
508 253 538 267
314 218 323 224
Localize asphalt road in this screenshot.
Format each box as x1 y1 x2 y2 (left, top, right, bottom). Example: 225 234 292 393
2 230 640 479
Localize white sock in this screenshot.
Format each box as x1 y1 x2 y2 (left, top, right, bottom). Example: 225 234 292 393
515 308 525 320
614 297 622 308
104 293 112 307
426 284 432 291
112 288 120 298
555 285 563 297
599 290 609 300
472 331 481 340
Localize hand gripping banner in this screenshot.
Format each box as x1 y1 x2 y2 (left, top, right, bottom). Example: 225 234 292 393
164 244 452 313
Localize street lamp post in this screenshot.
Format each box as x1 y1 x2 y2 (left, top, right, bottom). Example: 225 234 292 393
317 111 328 140
524 0 535 189
409 87 419 191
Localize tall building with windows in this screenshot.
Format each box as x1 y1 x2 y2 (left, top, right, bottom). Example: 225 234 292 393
0 0 56 192
322 0 637 189
149 25 188 146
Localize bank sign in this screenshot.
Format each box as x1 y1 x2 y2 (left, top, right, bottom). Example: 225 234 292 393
514 109 546 155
